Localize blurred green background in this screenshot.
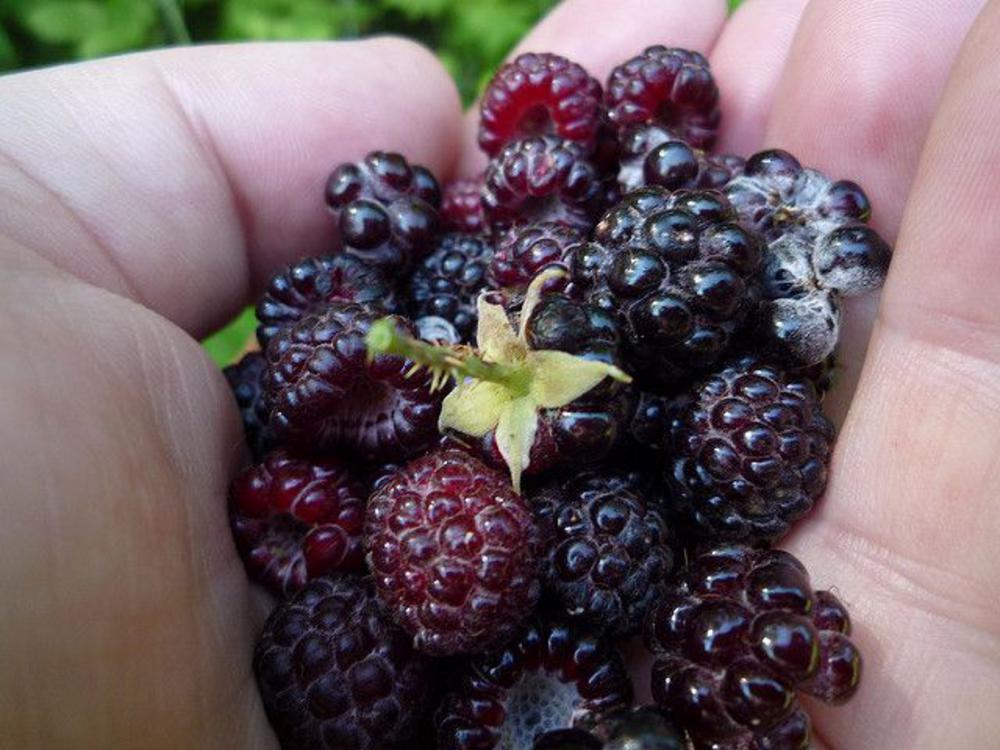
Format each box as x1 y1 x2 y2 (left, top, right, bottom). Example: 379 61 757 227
0 0 741 364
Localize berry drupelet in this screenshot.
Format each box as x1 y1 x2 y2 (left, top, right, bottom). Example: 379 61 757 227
254 576 432 750
479 52 604 157
569 187 763 385
534 706 687 750
325 150 441 270
364 449 541 656
646 544 862 749
605 47 720 150
229 449 367 597
223 351 274 460
264 302 443 462
441 177 487 234
617 124 744 193
407 233 493 343
489 222 584 292
436 618 633 750
667 354 834 544
256 254 397 347
482 135 605 231
532 470 673 635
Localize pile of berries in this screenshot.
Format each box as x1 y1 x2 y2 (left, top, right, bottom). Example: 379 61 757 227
223 44 885 749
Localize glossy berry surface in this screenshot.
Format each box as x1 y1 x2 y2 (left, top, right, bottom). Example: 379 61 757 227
407 233 493 343
724 149 874 243
489 222 584 291
482 135 605 230
441 177 487 234
264 302 442 461
569 187 762 385
646 544 862 749
436 618 633 750
532 471 673 635
254 576 431 750
536 706 687 750
325 150 441 268
256 254 397 347
223 351 274 460
229 449 367 597
605 47 720 150
667 355 833 543
618 124 744 193
478 293 634 477
479 52 604 156
365 449 540 656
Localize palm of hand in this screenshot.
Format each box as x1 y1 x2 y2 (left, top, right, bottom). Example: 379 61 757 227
2 2 999 748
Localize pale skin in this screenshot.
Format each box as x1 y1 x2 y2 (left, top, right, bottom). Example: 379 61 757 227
1 0 999 746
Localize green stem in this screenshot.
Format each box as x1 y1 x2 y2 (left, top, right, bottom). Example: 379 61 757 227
157 0 192 45
366 319 532 396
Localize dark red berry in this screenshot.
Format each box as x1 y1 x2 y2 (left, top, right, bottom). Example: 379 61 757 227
569 187 763 385
667 355 834 543
365 449 540 656
532 471 673 635
476 293 634 477
256 254 397 347
533 706 687 750
254 576 432 749
646 544 862 749
482 135 605 230
264 302 443 462
407 233 493 343
229 449 367 597
605 47 720 150
325 151 441 269
489 222 584 291
724 149 873 244
436 618 633 749
479 52 603 157
617 124 744 193
224 351 274 460
441 177 487 234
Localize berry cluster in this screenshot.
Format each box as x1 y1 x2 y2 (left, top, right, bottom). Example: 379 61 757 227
218 44 885 750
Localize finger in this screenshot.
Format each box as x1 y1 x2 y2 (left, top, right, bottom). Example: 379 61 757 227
708 0 809 155
456 0 729 176
762 0 986 424
789 2 1000 746
0 39 463 338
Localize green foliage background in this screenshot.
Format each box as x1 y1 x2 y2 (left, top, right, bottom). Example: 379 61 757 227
0 0 742 364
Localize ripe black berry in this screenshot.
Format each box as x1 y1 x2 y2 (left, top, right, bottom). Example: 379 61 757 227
646 544 862 748
223 351 274 460
617 124 744 193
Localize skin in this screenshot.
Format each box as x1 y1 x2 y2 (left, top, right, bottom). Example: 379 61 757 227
0 0 998 746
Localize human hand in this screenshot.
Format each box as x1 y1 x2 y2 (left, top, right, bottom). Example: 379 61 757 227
1 1 997 747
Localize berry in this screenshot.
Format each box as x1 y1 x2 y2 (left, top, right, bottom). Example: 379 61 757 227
256 254 397 347
436 618 633 749
667 355 834 543
482 135 604 230
407 233 493 343
414 315 462 345
441 177 487 234
364 449 540 656
325 151 441 269
605 47 720 150
755 224 892 366
479 52 603 157
617 124 744 193
254 576 431 750
532 471 673 635
569 187 763 385
489 222 584 291
535 707 687 750
724 149 874 244
264 302 442 462
476 292 634 477
646 544 862 749
229 449 367 597
223 351 274 460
